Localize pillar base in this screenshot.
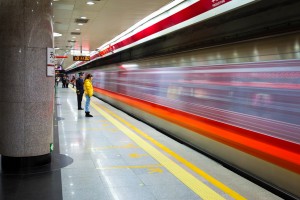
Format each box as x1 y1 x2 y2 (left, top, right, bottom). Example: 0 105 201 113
1 154 51 172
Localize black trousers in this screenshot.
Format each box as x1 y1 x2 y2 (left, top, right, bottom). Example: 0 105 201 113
77 92 84 109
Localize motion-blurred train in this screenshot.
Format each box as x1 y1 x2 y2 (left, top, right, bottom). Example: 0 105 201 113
70 32 300 197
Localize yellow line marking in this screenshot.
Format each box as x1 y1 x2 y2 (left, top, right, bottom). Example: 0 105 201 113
96 102 246 200
90 101 225 200
97 164 162 170
129 153 148 158
148 167 163 174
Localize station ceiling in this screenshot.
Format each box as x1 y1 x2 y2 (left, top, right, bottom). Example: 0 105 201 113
53 0 171 69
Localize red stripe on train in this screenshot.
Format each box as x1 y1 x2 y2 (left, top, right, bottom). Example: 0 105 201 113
94 87 300 174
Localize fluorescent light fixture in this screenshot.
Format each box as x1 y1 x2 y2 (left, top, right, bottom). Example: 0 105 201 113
72 36 76 38
78 23 83 26
55 47 60 50
53 32 62 37
86 1 95 5
76 28 80 31
70 50 90 56
80 16 87 19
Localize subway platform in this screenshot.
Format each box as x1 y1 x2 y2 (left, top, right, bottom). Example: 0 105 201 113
0 84 282 200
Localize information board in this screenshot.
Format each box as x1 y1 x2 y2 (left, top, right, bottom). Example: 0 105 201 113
73 56 90 61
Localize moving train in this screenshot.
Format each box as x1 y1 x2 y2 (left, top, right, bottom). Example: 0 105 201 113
70 32 300 198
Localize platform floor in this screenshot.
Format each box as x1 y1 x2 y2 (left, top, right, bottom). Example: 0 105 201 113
58 84 283 200
0 84 283 200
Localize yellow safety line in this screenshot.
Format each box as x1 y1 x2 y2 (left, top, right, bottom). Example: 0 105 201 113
71 87 245 199
89 101 225 200
94 101 246 200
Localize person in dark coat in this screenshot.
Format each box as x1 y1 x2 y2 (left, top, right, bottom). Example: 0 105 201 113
71 76 76 88
76 72 84 110
62 75 66 88
65 76 70 88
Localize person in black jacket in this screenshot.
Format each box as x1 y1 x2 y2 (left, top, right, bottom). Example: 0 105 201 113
76 72 84 110
62 75 66 88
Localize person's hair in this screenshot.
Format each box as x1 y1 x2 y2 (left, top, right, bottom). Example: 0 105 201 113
85 73 93 80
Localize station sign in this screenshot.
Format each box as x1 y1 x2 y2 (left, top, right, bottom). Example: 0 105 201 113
73 56 91 61
47 48 55 66
47 48 55 77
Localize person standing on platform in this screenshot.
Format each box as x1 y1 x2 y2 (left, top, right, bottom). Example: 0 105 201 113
84 74 94 117
65 76 70 88
62 75 66 88
71 76 76 88
55 76 60 86
76 73 84 110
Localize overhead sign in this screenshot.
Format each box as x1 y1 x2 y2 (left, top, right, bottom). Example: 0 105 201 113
73 56 90 61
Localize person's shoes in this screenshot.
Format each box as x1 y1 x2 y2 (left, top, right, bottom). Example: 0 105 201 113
78 108 84 110
85 112 93 117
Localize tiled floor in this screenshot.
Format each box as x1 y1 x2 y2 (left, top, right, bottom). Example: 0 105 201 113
57 85 282 200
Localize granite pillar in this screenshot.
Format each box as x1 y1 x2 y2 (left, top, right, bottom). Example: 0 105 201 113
0 0 54 170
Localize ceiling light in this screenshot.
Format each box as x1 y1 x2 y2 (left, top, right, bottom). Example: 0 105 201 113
53 32 62 37
55 47 60 50
86 1 95 5
72 36 76 38
76 29 80 31
80 16 87 19
78 23 83 26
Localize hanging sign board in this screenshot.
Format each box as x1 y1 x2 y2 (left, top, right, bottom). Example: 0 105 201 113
73 56 90 61
47 48 55 77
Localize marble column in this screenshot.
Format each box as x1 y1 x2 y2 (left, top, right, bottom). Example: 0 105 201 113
0 0 54 169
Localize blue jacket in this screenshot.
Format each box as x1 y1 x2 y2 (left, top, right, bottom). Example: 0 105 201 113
76 78 84 93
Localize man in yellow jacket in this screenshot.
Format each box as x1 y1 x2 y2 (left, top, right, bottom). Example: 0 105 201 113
84 74 94 117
